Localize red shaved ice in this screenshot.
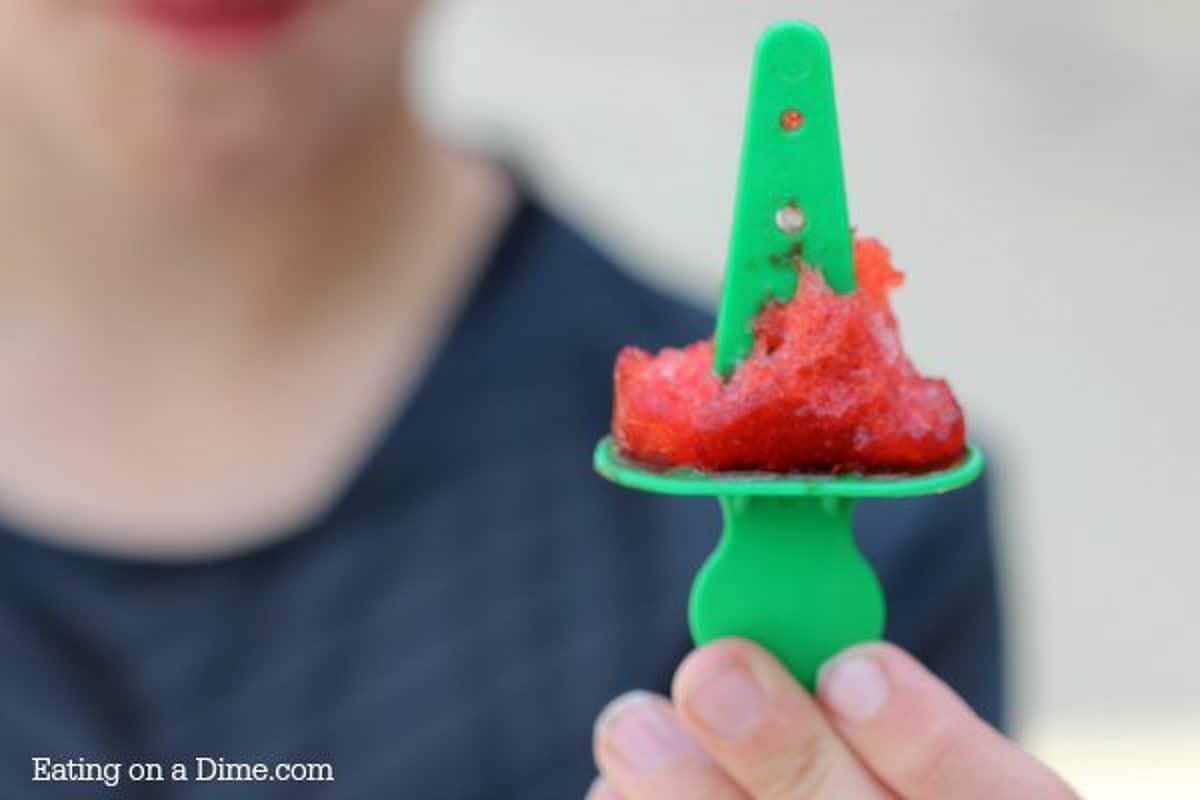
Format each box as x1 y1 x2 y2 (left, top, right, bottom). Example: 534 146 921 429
612 239 965 474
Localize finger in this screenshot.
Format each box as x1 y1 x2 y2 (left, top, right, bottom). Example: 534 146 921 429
816 643 1078 799
672 638 891 799
593 690 750 800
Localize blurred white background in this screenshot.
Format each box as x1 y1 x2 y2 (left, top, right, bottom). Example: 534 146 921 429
414 1 1200 795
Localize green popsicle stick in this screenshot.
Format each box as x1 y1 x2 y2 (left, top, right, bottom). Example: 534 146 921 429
714 21 853 378
592 21 983 689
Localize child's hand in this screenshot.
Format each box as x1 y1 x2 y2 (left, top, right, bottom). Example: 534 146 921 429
591 639 1076 799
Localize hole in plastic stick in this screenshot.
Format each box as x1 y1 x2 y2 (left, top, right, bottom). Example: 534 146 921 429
775 204 805 234
779 109 804 131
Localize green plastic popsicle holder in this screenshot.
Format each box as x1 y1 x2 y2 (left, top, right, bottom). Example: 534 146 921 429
593 21 983 689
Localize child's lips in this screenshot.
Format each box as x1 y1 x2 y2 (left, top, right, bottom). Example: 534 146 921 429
122 0 311 50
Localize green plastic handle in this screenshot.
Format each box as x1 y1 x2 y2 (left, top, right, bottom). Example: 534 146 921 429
713 21 853 377
690 497 883 689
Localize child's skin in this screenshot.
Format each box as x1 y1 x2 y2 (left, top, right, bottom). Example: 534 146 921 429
0 3 1075 797
0 0 512 555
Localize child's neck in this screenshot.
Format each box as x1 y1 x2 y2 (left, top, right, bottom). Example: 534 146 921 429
0 100 514 559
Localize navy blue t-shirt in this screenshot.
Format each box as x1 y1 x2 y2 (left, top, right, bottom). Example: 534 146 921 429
0 196 1003 799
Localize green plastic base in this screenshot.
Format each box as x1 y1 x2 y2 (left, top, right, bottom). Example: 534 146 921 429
594 438 984 498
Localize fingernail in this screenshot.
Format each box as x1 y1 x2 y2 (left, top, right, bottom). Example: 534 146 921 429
596 691 701 770
587 776 619 800
817 655 889 723
684 660 768 742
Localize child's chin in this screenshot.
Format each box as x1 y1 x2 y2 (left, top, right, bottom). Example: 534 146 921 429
92 115 317 204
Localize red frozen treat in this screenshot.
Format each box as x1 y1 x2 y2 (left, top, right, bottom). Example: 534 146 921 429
612 238 965 474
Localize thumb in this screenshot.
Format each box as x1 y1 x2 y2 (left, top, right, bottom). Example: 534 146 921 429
816 643 1078 800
